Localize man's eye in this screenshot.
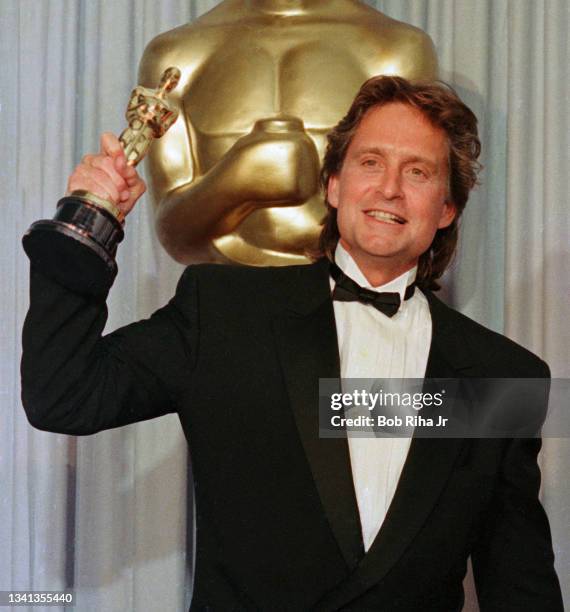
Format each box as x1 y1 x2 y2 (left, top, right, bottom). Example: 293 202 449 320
362 159 378 167
409 167 428 179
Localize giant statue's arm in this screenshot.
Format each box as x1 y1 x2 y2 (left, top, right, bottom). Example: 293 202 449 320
139 34 319 264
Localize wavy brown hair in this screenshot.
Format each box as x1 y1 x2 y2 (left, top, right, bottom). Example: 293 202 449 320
316 75 481 290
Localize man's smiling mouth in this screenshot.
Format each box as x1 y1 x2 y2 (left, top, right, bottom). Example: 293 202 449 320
364 210 406 224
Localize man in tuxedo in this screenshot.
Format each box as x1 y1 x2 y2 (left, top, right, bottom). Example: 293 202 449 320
22 76 563 610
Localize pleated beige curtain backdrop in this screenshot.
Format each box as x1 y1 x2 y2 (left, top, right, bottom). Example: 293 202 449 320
1 1 568 610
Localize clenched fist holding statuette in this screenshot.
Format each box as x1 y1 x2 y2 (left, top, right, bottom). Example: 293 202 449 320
69 66 181 221
23 68 181 291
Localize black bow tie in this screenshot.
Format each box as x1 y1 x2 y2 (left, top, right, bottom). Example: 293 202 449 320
330 262 416 318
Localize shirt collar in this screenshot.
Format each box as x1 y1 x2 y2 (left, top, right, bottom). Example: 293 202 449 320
334 243 417 301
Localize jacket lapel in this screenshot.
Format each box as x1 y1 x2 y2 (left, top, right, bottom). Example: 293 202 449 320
314 288 483 610
424 289 482 379
271 259 364 570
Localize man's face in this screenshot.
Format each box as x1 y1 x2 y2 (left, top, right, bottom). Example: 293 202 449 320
328 102 456 278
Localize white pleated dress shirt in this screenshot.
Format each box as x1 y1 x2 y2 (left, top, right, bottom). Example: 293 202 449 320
332 243 432 551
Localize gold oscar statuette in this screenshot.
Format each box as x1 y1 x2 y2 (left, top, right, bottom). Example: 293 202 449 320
23 67 182 291
71 66 182 222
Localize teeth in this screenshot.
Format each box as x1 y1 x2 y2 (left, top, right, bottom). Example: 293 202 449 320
366 210 405 224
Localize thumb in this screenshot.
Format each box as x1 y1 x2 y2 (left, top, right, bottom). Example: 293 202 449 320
100 132 125 160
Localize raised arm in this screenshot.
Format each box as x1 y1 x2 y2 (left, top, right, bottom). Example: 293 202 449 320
21 135 196 435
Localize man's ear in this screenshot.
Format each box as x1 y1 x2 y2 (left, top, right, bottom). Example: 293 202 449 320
437 200 456 229
327 175 339 209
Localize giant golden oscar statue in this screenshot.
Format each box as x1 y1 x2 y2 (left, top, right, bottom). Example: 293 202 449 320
139 0 438 266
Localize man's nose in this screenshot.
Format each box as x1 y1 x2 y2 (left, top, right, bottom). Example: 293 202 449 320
377 167 403 200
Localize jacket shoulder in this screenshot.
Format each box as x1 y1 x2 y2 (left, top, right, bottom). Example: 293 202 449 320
172 260 327 312
175 260 316 290
426 291 550 378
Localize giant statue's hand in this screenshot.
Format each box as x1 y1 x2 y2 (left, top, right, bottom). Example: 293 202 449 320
67 133 147 217
223 117 320 207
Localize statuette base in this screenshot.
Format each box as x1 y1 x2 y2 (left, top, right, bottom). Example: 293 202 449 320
22 197 125 296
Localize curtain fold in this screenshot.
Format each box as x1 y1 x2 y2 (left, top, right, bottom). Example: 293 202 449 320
2 1 568 610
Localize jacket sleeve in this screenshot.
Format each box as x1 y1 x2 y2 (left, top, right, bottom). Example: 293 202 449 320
471 438 563 610
21 247 198 436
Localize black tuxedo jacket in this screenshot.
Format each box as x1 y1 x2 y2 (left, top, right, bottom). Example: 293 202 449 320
22 255 563 611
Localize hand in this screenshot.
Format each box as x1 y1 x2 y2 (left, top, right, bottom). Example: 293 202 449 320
66 132 146 217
